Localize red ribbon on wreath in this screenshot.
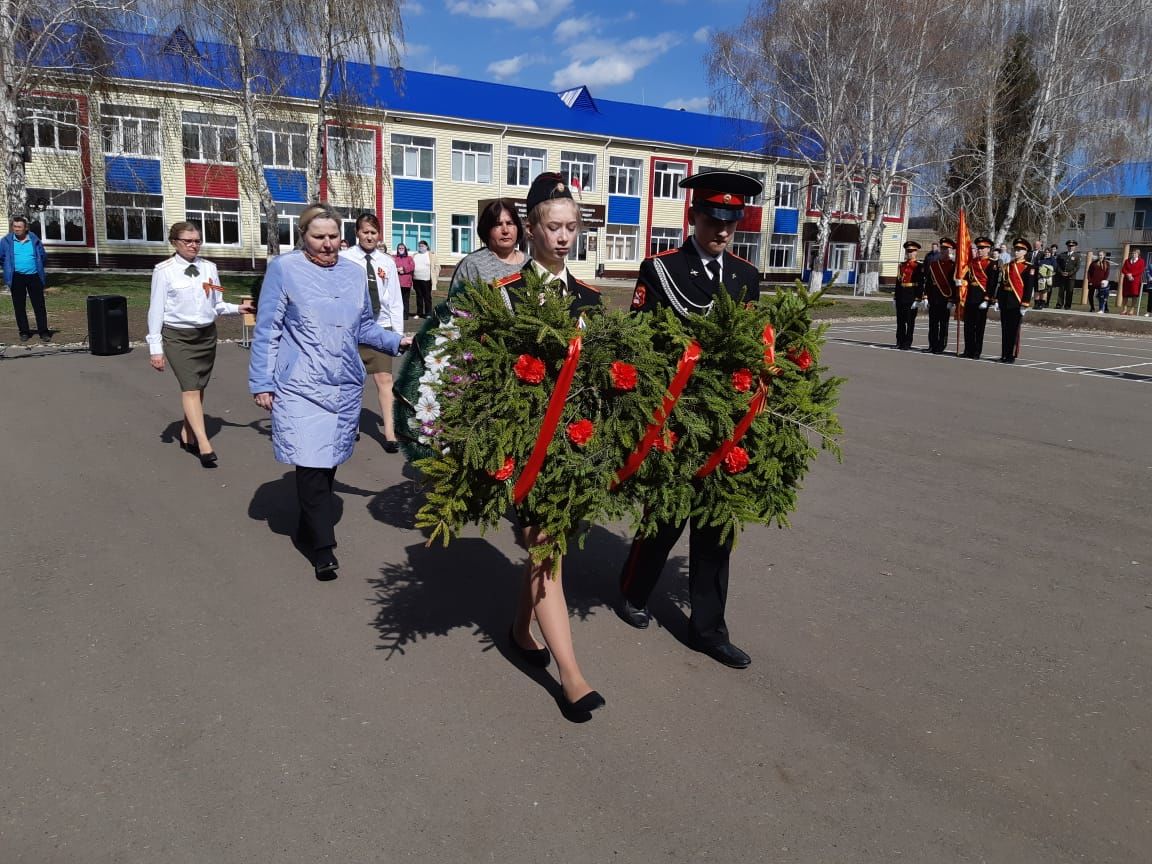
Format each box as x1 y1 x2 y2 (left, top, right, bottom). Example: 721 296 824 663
513 335 584 505
695 323 776 479
611 340 702 489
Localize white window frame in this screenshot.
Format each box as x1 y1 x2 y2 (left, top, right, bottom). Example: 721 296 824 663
258 123 309 169
605 224 639 261
649 226 682 256
451 140 492 184
104 192 165 242
1104 211 1116 228
100 105 160 157
885 186 904 218
732 231 761 268
1067 211 1086 230
27 188 85 244
830 242 856 276
185 196 241 246
608 156 642 196
560 151 596 193
507 145 546 187
653 160 687 200
392 209 435 250
768 233 797 268
21 98 80 152
451 214 475 254
181 112 238 164
327 126 376 175
391 133 435 180
774 174 802 209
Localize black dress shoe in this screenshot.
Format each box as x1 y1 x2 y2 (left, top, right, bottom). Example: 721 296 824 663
617 597 651 629
198 451 218 468
179 438 199 454
509 627 551 668
18 332 31 342
698 641 751 669
314 547 339 580
383 440 400 454
560 689 606 717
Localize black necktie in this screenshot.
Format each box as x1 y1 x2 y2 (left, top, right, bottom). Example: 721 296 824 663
705 259 720 287
364 253 380 317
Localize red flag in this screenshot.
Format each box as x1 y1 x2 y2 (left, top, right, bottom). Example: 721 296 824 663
955 208 971 305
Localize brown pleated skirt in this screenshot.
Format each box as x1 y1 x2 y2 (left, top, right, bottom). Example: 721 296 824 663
163 323 217 391
358 343 393 375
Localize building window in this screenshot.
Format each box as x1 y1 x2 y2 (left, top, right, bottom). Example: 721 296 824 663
392 209 434 250
327 126 376 175
391 133 434 179
105 192 164 242
100 105 160 157
732 231 761 268
1134 211 1146 231
572 229 595 262
181 112 238 163
451 214 475 254
605 224 639 261
715 169 767 206
885 186 904 218
847 182 866 214
650 226 682 256
768 233 797 268
811 183 827 211
1104 211 1116 228
830 242 856 275
21 98 80 152
560 151 596 193
507 145 545 186
653 161 687 200
774 174 802 209
185 196 240 245
451 141 492 184
259 204 306 251
1067 211 1086 230
608 156 642 196
27 188 84 242
258 123 309 169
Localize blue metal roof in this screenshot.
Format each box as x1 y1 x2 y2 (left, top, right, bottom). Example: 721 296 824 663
1074 162 1152 197
88 27 801 158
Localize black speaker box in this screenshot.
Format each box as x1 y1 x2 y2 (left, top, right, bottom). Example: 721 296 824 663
87 294 129 356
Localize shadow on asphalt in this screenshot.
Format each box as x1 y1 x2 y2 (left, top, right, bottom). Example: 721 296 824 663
159 415 272 448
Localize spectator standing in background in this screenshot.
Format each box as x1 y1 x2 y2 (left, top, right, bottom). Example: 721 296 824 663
411 240 438 319
0 216 49 342
1054 240 1080 310
393 243 415 318
1119 248 1146 316
1087 252 1110 313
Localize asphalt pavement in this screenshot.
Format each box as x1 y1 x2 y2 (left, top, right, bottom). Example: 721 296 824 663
2 319 1150 863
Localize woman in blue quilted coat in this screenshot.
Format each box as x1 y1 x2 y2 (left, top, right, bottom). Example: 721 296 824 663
249 204 412 579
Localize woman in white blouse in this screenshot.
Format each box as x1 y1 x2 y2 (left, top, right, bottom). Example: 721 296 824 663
339 214 404 452
147 222 253 467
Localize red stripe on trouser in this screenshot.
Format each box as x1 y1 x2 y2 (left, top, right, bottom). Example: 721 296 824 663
619 537 645 595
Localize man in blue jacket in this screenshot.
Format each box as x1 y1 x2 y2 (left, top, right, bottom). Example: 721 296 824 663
0 216 50 341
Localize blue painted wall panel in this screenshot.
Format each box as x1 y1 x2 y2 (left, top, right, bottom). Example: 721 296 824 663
772 207 799 234
105 156 162 194
393 178 433 211
264 168 307 203
607 195 640 225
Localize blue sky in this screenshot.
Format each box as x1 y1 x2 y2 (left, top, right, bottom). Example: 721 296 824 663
398 0 752 113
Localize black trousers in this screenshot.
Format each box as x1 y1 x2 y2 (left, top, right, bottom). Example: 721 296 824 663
11 272 48 336
1055 277 1076 309
893 287 918 349
400 285 412 317
1000 305 1022 359
295 466 338 552
927 301 950 353
620 516 734 646
1088 285 1097 311
962 305 988 357
413 279 433 317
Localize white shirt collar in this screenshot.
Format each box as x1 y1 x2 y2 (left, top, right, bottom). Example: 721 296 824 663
690 236 722 271
531 259 568 285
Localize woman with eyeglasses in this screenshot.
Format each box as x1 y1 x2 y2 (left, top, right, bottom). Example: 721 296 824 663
147 222 253 468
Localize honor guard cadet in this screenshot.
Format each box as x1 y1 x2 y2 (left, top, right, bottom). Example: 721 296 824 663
894 240 925 349
998 238 1034 363
924 237 958 353
618 169 762 669
960 236 1000 359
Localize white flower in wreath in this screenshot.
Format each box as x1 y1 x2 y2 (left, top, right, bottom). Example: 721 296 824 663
415 391 440 422
419 367 440 386
418 383 437 403
426 351 451 376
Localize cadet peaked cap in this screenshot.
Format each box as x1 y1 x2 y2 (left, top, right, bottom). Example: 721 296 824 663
939 237 956 249
1066 239 1078 247
903 240 921 252
681 170 763 221
525 172 573 215
1012 238 1030 251
974 236 994 248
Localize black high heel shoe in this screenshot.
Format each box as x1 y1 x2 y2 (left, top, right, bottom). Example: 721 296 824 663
560 689 606 716
179 437 199 454
198 451 218 468
509 627 551 668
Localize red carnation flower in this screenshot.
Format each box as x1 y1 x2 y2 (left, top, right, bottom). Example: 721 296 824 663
609 360 638 391
514 354 546 384
731 368 754 392
787 346 813 372
488 457 515 482
654 429 679 453
722 446 750 474
566 418 595 447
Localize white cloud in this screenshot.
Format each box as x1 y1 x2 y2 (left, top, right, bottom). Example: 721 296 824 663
488 55 529 80
550 32 680 89
402 0 424 15
554 15 596 41
435 63 462 76
402 42 429 61
664 96 710 113
692 26 710 44
446 0 572 28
